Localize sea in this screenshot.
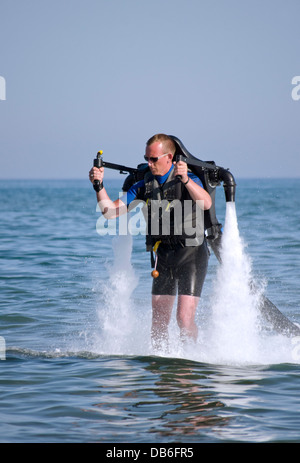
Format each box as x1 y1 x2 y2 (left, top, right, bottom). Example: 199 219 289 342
0 177 299 445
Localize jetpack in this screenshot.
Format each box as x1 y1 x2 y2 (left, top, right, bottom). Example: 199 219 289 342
93 136 300 337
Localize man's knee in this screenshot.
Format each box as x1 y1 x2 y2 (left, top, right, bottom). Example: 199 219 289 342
176 296 198 328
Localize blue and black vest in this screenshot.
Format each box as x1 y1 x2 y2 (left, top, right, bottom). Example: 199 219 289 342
136 168 204 250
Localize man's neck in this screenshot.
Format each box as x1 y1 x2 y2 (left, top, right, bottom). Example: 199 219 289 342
155 164 174 184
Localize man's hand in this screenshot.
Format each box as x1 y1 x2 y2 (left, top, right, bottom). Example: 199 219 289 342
173 160 188 184
89 166 104 184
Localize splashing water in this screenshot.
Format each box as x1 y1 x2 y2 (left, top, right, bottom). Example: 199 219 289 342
199 202 299 365
203 202 263 364
94 234 151 355
92 204 300 365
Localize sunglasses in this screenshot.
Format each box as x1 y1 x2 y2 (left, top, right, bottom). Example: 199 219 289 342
144 153 170 163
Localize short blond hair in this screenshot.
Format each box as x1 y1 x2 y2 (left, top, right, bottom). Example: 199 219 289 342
146 133 176 155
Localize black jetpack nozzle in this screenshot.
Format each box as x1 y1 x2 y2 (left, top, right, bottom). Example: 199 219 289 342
208 167 236 203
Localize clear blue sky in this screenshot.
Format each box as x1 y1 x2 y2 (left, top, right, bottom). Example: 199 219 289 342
1 0 299 179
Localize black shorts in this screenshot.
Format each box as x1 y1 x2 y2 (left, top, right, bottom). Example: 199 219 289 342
152 240 209 297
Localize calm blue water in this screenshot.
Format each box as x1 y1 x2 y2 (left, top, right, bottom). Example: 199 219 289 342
0 178 299 443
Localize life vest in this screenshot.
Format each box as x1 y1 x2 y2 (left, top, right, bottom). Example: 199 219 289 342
136 167 204 251
121 136 232 264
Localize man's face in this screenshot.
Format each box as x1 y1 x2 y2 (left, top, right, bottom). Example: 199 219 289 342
144 142 172 176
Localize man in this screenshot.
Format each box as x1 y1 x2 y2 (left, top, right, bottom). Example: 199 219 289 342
89 134 212 350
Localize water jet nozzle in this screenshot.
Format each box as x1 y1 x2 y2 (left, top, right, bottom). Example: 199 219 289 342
215 167 236 202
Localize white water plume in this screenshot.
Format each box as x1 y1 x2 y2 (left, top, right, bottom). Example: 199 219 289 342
200 201 299 366
206 202 262 363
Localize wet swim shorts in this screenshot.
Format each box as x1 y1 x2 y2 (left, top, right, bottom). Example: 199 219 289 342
151 240 209 297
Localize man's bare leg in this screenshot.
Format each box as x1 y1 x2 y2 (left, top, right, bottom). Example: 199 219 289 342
176 295 200 342
151 295 175 350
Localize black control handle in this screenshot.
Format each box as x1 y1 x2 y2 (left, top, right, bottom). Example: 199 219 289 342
93 150 103 190
175 154 187 180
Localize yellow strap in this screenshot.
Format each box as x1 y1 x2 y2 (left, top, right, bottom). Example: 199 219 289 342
146 198 171 210
153 241 161 253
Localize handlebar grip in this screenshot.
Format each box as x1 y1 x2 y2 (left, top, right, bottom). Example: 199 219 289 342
93 151 103 190
175 154 187 180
